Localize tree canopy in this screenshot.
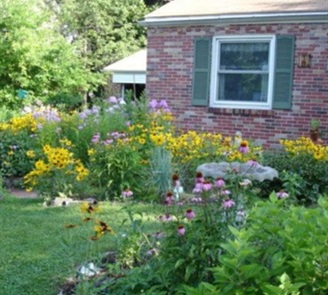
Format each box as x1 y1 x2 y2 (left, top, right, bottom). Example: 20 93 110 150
0 0 163 109
0 0 102 108
50 0 150 73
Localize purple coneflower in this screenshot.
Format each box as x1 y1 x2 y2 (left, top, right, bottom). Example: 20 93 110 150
239 140 250 154
185 208 196 220
165 192 174 205
277 190 289 199
215 177 225 188
202 181 212 191
222 199 236 209
121 189 133 198
192 182 203 194
177 225 185 236
195 172 204 184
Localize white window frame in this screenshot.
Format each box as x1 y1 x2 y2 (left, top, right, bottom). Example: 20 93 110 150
209 35 276 110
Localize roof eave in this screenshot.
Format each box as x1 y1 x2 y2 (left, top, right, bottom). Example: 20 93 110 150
139 12 328 27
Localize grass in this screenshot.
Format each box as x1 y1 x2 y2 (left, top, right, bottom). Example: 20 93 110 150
0 193 162 295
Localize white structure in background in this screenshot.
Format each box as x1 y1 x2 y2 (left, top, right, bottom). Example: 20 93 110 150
103 49 147 98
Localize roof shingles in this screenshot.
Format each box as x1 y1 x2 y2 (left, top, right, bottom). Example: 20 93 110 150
146 0 328 19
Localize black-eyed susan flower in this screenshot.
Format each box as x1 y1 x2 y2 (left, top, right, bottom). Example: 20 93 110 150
80 202 100 214
93 220 115 239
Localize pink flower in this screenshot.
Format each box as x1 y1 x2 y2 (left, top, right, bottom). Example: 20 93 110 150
165 192 174 205
277 190 289 199
190 197 202 203
160 213 173 222
239 141 250 154
121 189 133 198
177 201 184 207
91 133 100 144
215 177 225 188
239 146 250 154
103 139 114 145
202 181 212 191
177 225 185 236
222 199 235 209
192 182 203 194
195 172 204 184
185 208 196 220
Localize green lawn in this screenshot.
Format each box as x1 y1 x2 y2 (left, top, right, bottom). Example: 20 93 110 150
0 194 161 295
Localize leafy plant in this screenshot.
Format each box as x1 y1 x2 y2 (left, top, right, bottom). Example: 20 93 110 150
193 195 328 295
262 149 328 205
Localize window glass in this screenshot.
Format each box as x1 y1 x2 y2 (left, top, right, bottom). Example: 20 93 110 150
220 42 269 71
218 73 268 102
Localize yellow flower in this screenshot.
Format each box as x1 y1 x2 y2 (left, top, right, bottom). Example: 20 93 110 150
80 202 100 214
88 149 95 156
26 150 35 158
138 138 146 145
91 221 115 240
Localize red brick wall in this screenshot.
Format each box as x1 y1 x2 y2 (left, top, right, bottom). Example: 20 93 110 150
146 23 328 148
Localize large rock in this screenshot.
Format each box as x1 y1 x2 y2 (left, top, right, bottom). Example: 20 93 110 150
196 161 278 182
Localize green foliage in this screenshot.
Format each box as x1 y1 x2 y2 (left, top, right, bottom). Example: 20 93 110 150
90 140 147 200
107 171 255 293
203 195 328 294
46 92 84 112
0 106 19 122
51 0 150 72
262 151 328 204
0 129 36 180
0 0 101 109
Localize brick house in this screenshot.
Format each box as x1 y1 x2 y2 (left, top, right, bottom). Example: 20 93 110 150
140 0 328 148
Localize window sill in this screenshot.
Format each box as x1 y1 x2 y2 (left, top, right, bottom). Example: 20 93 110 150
208 107 276 117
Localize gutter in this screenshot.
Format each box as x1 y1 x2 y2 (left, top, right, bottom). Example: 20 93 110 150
139 12 328 27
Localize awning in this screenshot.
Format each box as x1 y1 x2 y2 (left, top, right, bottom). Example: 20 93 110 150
103 49 147 84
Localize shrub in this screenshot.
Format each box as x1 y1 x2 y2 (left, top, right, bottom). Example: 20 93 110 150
262 138 328 204
183 195 328 295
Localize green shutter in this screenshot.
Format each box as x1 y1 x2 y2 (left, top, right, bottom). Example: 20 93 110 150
272 35 295 109
192 38 212 106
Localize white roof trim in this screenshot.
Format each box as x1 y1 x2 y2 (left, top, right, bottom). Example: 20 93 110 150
112 72 146 84
104 49 147 72
140 12 328 27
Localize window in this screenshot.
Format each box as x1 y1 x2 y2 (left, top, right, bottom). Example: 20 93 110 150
210 35 275 110
192 35 295 110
